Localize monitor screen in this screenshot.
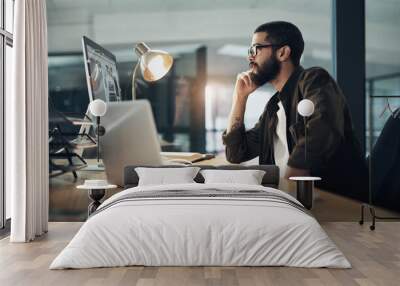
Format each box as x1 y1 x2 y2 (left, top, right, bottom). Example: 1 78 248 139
82 36 121 102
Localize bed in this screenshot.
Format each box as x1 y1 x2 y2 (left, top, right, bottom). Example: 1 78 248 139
50 165 350 269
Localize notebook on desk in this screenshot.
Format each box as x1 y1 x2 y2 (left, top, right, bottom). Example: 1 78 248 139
161 152 215 163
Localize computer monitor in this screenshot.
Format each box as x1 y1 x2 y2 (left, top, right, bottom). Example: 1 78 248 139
82 36 121 102
100 100 163 186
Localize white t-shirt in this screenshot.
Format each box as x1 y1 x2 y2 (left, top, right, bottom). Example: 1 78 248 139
273 101 290 178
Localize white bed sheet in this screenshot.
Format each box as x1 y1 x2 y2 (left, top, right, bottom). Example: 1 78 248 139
50 183 350 269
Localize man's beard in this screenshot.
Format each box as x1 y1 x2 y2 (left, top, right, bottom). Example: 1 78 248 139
249 55 281 87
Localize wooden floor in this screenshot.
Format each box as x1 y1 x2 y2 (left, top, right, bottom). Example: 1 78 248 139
1 222 400 286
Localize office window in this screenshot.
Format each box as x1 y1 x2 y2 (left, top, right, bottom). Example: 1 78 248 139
366 0 400 211
366 0 400 150
1 0 14 229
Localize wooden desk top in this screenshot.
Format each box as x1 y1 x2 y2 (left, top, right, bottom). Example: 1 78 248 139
195 154 230 166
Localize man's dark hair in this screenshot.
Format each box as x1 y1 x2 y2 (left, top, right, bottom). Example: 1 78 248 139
254 21 304 66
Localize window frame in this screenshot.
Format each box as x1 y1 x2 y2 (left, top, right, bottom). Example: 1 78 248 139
0 0 14 231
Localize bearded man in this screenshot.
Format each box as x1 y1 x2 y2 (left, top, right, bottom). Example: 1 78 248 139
222 21 368 200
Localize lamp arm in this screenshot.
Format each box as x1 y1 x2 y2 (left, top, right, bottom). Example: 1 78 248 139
131 61 140 100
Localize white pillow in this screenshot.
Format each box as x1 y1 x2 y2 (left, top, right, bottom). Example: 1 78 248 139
200 169 266 185
135 167 201 186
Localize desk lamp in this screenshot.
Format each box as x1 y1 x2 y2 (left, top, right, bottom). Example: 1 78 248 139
131 42 174 99
89 99 107 165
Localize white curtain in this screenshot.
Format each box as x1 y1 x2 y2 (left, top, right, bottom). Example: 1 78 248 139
7 0 49 242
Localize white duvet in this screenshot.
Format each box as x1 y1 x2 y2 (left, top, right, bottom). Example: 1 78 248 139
50 183 351 269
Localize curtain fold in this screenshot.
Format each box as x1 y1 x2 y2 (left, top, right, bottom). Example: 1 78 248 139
8 0 49 242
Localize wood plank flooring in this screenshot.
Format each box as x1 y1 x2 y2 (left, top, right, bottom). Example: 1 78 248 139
1 222 400 286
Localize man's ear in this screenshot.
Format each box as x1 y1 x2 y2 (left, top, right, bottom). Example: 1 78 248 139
278 46 291 62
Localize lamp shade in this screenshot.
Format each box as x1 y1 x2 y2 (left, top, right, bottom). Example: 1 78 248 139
89 99 107 117
297 99 314 117
135 42 173 82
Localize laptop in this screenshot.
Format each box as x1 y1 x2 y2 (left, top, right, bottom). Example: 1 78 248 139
100 100 163 186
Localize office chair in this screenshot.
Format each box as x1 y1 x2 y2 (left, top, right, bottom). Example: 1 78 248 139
48 96 96 179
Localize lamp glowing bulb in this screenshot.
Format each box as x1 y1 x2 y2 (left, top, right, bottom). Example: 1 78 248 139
146 55 166 80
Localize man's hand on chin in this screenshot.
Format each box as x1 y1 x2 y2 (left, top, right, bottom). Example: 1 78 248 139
284 166 310 178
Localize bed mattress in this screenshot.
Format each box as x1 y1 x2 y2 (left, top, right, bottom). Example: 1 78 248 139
50 183 350 269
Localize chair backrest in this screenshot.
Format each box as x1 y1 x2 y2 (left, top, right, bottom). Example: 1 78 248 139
48 96 75 129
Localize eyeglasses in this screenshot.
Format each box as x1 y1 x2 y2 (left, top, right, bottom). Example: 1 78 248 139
248 43 283 57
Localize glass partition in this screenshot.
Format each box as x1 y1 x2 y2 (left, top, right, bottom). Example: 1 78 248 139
366 0 400 217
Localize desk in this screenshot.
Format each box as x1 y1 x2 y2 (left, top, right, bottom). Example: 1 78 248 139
194 154 229 166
